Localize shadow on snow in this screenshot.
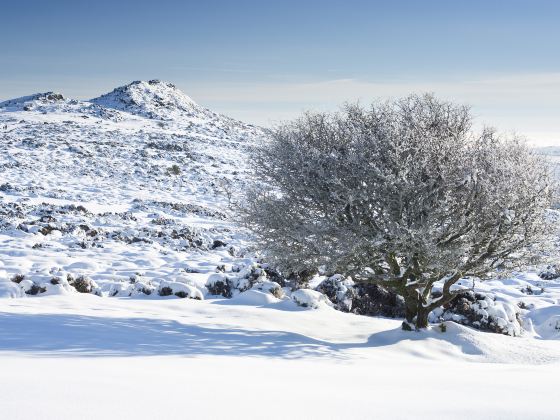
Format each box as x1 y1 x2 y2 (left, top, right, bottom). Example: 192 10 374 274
0 312 344 359
0 312 482 359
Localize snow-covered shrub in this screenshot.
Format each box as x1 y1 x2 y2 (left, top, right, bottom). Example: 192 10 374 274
292 289 332 309
159 286 173 296
68 274 96 293
167 164 181 176
127 274 155 296
315 277 521 335
10 274 25 284
519 285 544 295
537 315 560 339
206 273 235 298
107 279 155 297
539 265 560 280
210 239 227 249
25 282 47 295
316 274 356 311
16 279 43 295
351 283 406 318
133 281 155 296
251 280 283 298
429 291 522 336
158 281 203 300
205 263 284 298
285 269 315 290
260 264 287 287
315 275 405 317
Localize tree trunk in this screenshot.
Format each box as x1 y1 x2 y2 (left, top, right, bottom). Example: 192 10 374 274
402 299 417 331
415 308 429 329
401 290 429 331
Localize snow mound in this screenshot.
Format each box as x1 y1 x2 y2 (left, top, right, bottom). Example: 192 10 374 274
526 305 560 339
292 289 332 309
158 280 204 300
229 289 281 305
251 280 283 298
0 279 23 298
90 80 201 120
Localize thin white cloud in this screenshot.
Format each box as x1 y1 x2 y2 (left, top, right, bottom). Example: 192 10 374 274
187 73 560 145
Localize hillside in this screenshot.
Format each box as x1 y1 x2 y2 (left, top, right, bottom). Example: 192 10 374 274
0 80 264 299
1 81 559 419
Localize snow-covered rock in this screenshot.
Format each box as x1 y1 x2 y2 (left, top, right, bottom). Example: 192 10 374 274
291 289 332 309
251 280 283 298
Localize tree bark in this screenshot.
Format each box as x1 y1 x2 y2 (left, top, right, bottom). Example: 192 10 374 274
415 307 429 329
401 288 430 330
402 295 418 331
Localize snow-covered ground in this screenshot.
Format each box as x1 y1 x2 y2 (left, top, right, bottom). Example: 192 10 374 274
1 295 559 420
0 80 263 298
1 81 559 419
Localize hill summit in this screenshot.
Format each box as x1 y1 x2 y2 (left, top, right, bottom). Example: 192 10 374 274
91 79 201 120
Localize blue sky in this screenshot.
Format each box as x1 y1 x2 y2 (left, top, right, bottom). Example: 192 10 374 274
1 0 559 143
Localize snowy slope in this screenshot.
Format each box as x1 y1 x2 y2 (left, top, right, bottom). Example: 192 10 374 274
0 81 264 300
2 82 557 337
1 81 560 419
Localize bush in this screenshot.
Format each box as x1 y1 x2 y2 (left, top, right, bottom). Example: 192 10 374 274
25 283 46 295
158 281 204 299
429 291 522 336
167 164 181 176
351 283 406 318
206 273 235 298
10 274 25 284
539 265 560 280
316 275 405 318
69 275 95 293
251 280 284 298
159 286 173 296
316 275 356 312
205 264 286 298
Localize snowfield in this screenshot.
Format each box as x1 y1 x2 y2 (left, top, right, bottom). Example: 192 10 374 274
1 295 560 420
1 80 560 419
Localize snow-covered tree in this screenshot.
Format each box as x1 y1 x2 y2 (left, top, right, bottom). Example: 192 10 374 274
244 94 553 330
